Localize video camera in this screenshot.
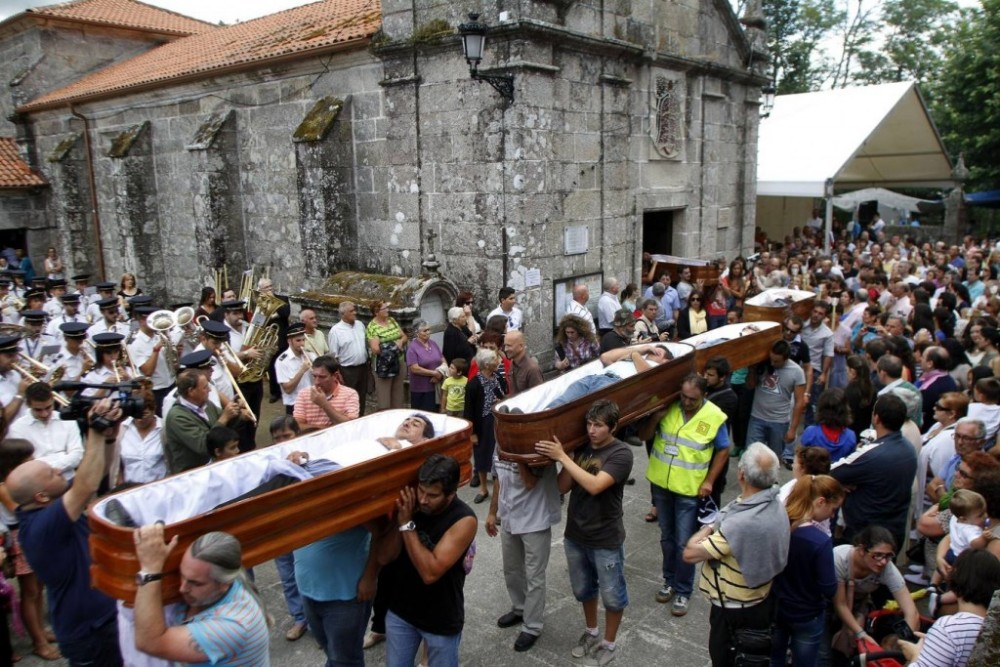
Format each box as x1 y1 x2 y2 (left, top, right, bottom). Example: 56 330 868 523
52 380 146 429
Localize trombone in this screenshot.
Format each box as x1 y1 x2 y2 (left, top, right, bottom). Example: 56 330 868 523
222 342 247 374
214 350 257 426
11 362 70 407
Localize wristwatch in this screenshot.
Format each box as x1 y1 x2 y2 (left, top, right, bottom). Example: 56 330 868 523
135 571 164 586
399 521 417 533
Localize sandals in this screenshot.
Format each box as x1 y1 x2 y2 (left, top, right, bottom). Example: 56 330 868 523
474 493 489 504
32 645 62 661
644 509 658 522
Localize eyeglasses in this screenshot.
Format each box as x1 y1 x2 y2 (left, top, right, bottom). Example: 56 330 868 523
933 403 950 411
954 433 984 442
783 326 801 334
867 550 895 563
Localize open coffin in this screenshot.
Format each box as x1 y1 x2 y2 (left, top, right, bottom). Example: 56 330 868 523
680 321 782 373
743 288 816 323
89 410 472 603
648 254 720 286
494 342 695 466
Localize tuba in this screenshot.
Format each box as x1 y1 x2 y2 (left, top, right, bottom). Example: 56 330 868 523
236 289 283 383
148 309 180 371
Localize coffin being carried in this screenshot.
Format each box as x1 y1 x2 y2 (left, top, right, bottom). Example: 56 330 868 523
494 342 695 466
648 254 720 286
89 410 472 603
743 288 816 324
681 321 782 373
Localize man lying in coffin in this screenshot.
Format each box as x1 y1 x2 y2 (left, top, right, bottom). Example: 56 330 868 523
102 413 438 527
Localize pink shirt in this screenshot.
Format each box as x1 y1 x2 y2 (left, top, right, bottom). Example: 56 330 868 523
293 384 360 428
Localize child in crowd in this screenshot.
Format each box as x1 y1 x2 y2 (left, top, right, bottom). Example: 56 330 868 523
932 489 990 610
207 425 241 462
441 358 469 416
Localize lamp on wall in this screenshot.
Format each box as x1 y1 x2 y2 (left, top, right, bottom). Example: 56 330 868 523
761 83 776 117
458 13 514 107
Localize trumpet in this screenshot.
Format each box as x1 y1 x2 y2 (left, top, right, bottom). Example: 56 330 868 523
18 352 50 374
11 363 70 407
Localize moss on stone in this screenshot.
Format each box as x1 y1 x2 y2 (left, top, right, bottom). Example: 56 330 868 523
411 19 453 45
292 97 344 143
47 133 81 162
187 111 232 151
107 121 149 158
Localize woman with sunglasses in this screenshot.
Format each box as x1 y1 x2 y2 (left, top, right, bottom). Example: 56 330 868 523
675 290 708 339
829 525 919 661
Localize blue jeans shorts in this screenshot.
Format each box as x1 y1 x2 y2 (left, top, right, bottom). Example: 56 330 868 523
564 538 629 611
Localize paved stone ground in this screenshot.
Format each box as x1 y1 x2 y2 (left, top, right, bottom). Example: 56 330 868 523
12 397 772 666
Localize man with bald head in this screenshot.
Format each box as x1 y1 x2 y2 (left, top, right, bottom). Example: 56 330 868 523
505 330 543 396
7 398 123 666
566 284 595 333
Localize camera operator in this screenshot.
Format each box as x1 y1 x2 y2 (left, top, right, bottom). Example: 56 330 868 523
6 397 125 666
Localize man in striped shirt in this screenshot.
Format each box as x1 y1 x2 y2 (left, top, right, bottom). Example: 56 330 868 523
683 442 789 667
133 526 270 666
293 354 360 429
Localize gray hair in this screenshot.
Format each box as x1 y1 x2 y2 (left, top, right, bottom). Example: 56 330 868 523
603 277 618 291
448 306 465 323
190 532 269 623
338 301 355 316
956 416 987 440
412 319 429 335
475 347 499 368
652 282 666 297
855 289 869 303
739 442 780 489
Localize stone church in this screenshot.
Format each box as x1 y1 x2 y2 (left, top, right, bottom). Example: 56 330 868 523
1 0 767 348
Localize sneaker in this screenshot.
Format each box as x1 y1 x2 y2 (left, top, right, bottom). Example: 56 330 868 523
904 572 931 586
571 632 600 658
582 646 616 666
907 563 924 574
362 631 385 649
671 596 690 617
655 585 675 603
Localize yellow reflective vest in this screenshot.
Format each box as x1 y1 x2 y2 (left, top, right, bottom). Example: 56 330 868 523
646 400 727 496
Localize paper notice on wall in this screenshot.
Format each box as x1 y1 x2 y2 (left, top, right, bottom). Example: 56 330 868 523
524 268 541 288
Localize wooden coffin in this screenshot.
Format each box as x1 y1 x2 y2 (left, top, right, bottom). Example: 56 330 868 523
494 342 695 466
89 410 472 603
648 254 720 286
743 288 816 324
681 321 782 373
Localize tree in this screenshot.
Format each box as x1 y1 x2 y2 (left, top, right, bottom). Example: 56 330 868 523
764 0 842 93
929 0 1000 190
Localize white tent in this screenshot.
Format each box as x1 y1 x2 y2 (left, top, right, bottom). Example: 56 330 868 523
831 187 935 213
757 81 954 198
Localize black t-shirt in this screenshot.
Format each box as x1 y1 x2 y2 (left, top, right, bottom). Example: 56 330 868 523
388 498 476 635
565 438 634 548
788 338 811 368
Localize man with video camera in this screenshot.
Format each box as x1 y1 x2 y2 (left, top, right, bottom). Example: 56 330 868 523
6 396 127 666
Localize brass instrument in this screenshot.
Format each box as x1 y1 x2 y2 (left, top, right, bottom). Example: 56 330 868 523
148 309 181 370
112 359 122 383
303 335 322 359
18 352 50 374
11 362 70 407
0 295 25 311
235 289 283 383
215 350 257 426
0 323 31 337
222 342 247 374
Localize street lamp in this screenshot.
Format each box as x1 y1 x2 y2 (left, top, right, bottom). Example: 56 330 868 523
458 13 514 107
761 83 776 117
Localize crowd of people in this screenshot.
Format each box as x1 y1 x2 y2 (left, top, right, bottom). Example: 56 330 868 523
1 221 1000 666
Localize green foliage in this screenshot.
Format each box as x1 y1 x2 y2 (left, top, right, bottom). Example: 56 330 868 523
765 0 842 93
929 0 1000 190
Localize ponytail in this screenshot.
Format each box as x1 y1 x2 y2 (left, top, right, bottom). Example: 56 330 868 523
784 474 845 528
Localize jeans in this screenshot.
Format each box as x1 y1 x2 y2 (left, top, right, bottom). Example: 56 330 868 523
275 552 306 624
770 612 824 667
385 610 461 667
501 528 552 635
651 485 700 596
804 369 822 427
746 416 791 461
563 538 629 611
59 617 122 667
545 373 618 409
302 596 372 667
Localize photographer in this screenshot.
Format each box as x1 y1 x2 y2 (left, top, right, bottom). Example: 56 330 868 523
5 397 125 666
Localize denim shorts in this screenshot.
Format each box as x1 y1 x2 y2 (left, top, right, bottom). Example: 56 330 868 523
564 538 629 611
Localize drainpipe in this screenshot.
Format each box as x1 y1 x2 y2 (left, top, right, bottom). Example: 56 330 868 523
69 105 106 281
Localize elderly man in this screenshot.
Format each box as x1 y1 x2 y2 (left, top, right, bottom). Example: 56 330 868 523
300 307 329 355
7 399 123 666
505 330 543 396
876 355 923 427
641 373 729 618
293 354 360 429
597 278 621 336
566 284 596 333
600 309 637 353
917 346 957 430
926 417 988 504
831 394 918 547
164 369 243 473
683 442 789 667
328 301 370 415
132 527 269 665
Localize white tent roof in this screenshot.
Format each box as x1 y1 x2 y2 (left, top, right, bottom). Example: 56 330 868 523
831 187 936 213
757 81 954 198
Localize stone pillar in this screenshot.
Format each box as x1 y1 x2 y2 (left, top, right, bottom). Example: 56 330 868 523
942 153 968 244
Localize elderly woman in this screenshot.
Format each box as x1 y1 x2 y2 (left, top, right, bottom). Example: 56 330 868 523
405 319 445 411
367 299 408 411
553 314 600 373
442 306 477 365
464 347 505 502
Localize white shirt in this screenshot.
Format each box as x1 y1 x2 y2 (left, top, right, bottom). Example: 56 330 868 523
18 334 52 362
45 311 85 344
42 345 87 382
162 382 220 417
128 329 175 390
565 300 596 332
328 320 368 366
0 370 26 421
226 321 246 352
597 292 620 330
9 412 84 479
194 343 234 400
275 348 312 406
87 318 129 341
487 305 524 332
81 365 116 396
43 298 64 319
86 302 125 325
116 416 166 484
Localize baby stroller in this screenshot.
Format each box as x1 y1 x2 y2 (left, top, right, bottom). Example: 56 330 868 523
849 609 933 666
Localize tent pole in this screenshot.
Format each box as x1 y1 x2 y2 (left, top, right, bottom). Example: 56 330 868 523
824 177 834 255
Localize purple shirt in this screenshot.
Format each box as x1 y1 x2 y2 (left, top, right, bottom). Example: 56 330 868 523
406 340 443 393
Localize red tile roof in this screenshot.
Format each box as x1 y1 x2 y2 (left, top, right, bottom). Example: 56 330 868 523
19 0 382 112
20 0 213 36
0 138 47 189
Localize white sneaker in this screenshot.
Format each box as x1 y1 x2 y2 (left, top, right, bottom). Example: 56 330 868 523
904 572 931 586
572 632 600 658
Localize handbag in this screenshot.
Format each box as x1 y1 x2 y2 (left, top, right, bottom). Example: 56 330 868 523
710 561 773 667
375 341 400 378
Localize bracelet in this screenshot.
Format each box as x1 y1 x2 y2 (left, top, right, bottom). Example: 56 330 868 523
854 629 866 639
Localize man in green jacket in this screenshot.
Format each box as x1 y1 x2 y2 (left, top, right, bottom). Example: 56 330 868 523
164 370 243 473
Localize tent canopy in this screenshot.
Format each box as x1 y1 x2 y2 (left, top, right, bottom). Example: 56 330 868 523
831 187 938 213
757 82 954 198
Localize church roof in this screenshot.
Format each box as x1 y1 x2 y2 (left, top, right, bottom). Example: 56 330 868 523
18 0 382 112
0 138 47 189
3 0 213 37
